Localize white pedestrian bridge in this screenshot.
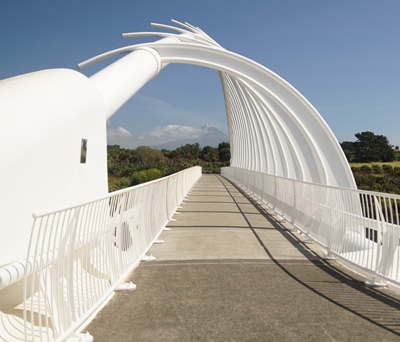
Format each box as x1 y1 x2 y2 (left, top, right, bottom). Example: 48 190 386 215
1 21 400 341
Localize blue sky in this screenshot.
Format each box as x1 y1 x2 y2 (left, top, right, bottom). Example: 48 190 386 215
1 1 400 148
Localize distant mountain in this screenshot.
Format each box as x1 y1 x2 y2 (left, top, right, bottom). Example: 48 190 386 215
152 124 229 150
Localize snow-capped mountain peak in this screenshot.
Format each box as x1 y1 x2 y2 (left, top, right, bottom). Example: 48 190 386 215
152 124 229 150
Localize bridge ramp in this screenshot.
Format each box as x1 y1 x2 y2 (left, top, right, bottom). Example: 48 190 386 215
87 174 400 341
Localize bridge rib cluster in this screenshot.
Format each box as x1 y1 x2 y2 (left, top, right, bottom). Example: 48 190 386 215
80 19 355 188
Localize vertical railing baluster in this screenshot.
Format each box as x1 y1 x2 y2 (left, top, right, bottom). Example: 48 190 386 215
21 166 201 341
221 166 400 287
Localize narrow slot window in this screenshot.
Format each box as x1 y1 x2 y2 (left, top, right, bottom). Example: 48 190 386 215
80 139 87 163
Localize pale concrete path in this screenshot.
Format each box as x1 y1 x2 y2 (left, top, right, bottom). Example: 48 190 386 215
87 175 400 341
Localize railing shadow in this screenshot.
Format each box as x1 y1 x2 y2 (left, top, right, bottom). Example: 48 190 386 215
222 176 400 336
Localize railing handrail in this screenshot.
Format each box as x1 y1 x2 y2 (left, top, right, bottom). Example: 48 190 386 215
246 167 400 200
32 167 197 219
20 166 202 341
222 166 400 287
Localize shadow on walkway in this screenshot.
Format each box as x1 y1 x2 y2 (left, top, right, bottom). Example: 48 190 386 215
235 179 400 338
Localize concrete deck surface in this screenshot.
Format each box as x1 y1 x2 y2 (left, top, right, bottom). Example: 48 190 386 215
87 175 400 341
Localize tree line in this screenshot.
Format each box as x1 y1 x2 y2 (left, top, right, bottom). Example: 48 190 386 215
108 142 230 191
108 131 400 195
340 131 399 163
340 131 400 194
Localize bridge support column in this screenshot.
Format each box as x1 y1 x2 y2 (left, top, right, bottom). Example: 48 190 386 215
89 37 179 119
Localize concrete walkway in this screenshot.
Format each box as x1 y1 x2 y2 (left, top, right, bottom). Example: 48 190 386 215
87 175 400 341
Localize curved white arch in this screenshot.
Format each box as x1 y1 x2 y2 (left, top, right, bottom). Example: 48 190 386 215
81 20 356 189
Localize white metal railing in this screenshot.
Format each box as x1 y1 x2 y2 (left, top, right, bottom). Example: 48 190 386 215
222 166 400 286
21 166 201 341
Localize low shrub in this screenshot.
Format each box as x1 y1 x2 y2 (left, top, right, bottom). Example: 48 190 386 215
382 164 394 174
371 164 383 174
360 165 372 174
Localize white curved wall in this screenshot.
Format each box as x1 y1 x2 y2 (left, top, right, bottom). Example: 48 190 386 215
0 69 108 265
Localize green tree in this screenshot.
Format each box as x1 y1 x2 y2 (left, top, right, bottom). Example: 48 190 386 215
340 141 356 162
353 131 394 163
133 146 167 170
394 149 400 161
217 142 231 163
200 146 219 162
217 142 230 150
175 143 201 160
131 168 163 185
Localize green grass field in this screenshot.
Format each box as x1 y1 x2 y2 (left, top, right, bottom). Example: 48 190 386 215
349 161 400 168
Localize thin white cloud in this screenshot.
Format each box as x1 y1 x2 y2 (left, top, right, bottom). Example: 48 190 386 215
134 94 175 109
131 93 223 128
140 124 202 141
316 104 363 113
107 126 132 139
